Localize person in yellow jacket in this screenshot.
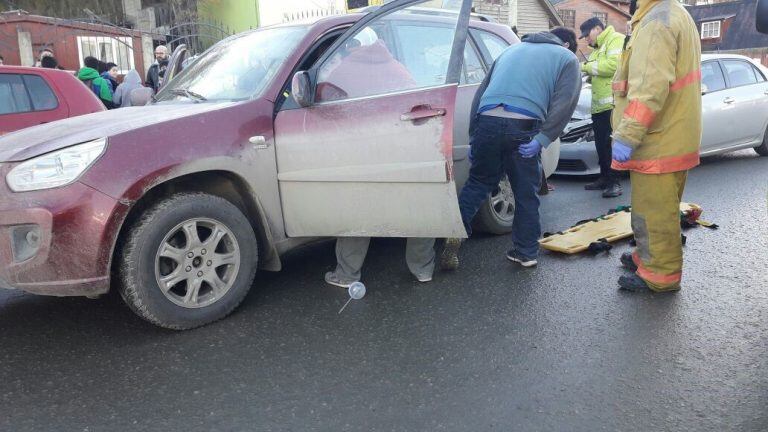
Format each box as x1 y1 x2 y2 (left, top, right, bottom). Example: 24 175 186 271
611 0 702 292
580 18 625 198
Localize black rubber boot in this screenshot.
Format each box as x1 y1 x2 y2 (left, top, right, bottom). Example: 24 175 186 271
602 182 623 198
620 252 638 272
585 177 609 190
618 274 653 292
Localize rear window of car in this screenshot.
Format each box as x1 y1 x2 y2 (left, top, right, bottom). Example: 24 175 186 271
0 73 58 114
0 74 32 114
22 74 58 111
723 60 758 87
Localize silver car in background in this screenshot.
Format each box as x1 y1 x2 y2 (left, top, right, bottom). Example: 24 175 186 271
555 54 768 176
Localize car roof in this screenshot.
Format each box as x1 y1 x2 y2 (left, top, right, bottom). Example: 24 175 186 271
702 53 756 62
243 10 511 38
0 65 77 77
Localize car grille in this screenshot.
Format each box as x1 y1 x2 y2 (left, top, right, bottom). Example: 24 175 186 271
561 123 595 143
557 159 589 172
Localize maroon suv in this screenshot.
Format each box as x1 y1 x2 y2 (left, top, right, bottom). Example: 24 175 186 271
0 0 543 329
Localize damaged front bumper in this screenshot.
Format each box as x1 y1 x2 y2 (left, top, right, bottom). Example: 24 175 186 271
0 163 128 297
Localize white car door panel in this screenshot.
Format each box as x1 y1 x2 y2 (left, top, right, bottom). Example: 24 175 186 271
274 0 471 238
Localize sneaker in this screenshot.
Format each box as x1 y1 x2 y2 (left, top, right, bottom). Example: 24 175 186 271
440 238 463 271
584 177 609 191
620 252 638 272
506 250 538 267
415 274 433 283
602 182 623 198
324 271 357 289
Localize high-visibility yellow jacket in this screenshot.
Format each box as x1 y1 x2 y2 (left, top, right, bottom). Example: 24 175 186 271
581 25 625 114
611 0 702 174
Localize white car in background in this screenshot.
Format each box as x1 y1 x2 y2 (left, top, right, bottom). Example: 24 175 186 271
555 54 768 176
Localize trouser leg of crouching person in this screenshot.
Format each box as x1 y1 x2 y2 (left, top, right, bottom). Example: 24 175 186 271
325 237 436 288
620 171 688 292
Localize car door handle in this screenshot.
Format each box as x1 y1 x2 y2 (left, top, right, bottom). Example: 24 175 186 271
400 105 447 122
249 135 270 149
723 97 736 104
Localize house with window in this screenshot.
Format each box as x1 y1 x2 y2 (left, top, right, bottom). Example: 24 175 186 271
686 0 768 66
472 0 564 35
0 10 150 75
552 0 630 53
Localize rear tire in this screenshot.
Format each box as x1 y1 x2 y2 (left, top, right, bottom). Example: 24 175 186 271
118 192 258 330
754 126 768 156
473 177 515 235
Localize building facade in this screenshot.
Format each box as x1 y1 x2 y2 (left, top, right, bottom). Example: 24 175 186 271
686 0 768 66
0 10 148 74
473 0 564 35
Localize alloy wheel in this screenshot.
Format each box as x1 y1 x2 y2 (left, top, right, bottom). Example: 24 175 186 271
154 218 241 308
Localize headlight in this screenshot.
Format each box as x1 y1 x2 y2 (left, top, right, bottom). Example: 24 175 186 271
6 138 107 192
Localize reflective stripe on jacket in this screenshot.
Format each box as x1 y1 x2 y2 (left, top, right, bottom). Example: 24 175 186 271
581 26 624 114
611 0 702 174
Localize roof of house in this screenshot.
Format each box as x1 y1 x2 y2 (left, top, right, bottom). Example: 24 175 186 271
0 10 145 37
686 0 768 50
550 0 631 19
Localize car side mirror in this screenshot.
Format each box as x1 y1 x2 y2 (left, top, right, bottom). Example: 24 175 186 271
758 0 768 33
701 84 709 95
291 71 312 108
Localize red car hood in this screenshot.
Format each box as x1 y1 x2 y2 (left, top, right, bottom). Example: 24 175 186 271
0 102 236 162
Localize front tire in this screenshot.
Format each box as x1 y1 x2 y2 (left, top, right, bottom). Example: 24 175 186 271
118 193 258 330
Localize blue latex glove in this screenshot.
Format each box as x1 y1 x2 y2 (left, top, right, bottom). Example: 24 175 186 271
612 140 633 162
519 138 542 158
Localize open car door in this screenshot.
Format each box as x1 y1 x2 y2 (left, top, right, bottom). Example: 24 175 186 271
274 0 471 238
160 44 188 90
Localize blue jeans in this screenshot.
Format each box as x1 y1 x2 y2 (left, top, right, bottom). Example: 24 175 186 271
458 115 543 259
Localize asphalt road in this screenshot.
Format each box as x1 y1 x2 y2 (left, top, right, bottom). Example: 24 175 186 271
1 150 766 432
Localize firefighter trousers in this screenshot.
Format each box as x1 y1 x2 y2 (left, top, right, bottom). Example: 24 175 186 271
630 170 688 291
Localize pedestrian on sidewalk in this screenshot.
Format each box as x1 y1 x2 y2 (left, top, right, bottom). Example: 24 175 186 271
113 69 143 108
146 45 169 93
77 56 116 109
440 27 582 270
101 62 120 93
612 0 702 292
579 17 625 198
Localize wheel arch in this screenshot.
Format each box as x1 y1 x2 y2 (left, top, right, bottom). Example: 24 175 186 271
109 170 281 291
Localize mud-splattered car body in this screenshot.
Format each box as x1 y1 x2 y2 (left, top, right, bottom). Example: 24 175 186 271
0 0 561 328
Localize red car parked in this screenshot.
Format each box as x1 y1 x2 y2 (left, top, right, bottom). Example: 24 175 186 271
0 66 105 136
0 0 559 329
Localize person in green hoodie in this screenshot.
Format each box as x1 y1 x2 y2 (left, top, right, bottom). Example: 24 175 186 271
77 56 116 109
579 18 625 198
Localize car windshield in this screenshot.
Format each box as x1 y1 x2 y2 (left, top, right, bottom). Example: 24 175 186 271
155 26 309 102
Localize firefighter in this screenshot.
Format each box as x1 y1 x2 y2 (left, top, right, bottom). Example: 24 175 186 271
611 0 702 292
579 17 625 198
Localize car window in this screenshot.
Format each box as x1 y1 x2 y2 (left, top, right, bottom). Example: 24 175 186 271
723 60 758 87
701 61 726 93
393 23 455 87
751 63 766 82
0 74 32 115
21 74 58 111
476 30 509 62
156 26 309 102
315 24 413 103
463 42 485 85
